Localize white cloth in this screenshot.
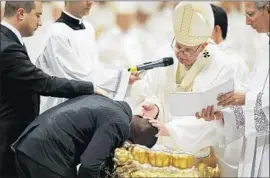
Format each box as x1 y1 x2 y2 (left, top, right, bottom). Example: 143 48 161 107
97 27 144 69
36 19 130 114
221 36 269 177
216 40 250 92
134 42 247 177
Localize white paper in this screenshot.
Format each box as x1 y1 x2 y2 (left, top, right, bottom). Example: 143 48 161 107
168 80 234 116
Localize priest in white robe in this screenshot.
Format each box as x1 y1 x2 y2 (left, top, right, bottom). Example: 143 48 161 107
196 1 269 177
36 1 132 113
210 3 250 91
134 2 249 177
97 2 144 69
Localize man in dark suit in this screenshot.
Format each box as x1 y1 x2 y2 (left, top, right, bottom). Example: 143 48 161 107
0 2 105 177
12 94 158 178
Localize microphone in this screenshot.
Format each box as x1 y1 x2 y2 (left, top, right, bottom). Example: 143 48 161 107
128 57 174 72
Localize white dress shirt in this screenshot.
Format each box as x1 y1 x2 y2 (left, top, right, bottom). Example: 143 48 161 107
1 20 24 45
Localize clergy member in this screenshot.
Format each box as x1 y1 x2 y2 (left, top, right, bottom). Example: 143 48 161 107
97 2 144 69
12 94 157 178
135 2 248 177
210 4 250 91
36 1 134 113
198 1 269 177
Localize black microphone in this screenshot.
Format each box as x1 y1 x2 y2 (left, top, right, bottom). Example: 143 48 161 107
128 57 174 72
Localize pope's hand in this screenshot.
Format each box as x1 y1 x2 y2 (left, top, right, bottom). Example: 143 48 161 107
129 72 139 85
140 103 159 119
195 105 223 122
148 118 170 137
217 91 245 107
94 86 108 97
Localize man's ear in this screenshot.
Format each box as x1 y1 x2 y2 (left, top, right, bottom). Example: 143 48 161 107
214 25 219 33
216 25 222 34
17 8 25 21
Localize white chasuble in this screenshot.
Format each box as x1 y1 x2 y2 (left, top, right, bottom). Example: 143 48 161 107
134 43 246 177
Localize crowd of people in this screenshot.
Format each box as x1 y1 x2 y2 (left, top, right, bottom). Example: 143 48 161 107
0 1 269 178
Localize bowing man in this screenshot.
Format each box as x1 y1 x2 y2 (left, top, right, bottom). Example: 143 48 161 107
12 94 158 178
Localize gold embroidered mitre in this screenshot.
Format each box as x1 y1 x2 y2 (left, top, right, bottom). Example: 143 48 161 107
172 2 214 47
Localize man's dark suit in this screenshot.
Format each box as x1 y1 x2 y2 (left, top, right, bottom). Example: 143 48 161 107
12 95 132 178
0 24 95 177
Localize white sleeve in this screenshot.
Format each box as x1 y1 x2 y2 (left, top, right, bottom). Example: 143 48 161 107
164 107 245 154
132 69 164 119
38 35 130 100
233 57 250 92
164 116 224 153
221 107 244 144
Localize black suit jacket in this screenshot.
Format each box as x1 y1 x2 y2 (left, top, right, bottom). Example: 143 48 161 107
0 24 94 161
12 95 132 178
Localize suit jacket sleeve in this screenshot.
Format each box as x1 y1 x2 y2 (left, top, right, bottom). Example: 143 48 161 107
1 44 94 97
78 119 129 178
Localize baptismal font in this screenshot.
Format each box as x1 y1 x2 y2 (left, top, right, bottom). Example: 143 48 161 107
109 142 221 178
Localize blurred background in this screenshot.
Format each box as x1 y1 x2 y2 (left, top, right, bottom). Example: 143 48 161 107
1 1 268 71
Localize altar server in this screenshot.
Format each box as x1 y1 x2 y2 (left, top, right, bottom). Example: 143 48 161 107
36 1 133 113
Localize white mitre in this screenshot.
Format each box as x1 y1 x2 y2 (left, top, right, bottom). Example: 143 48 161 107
173 2 214 46
112 2 138 14
137 2 159 15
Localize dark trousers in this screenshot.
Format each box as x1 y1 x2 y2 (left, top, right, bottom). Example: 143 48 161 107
15 151 63 178
0 120 30 178
0 145 17 178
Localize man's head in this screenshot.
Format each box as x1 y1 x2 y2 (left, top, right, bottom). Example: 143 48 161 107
52 2 64 21
136 3 157 25
3 1 42 37
245 1 269 33
113 2 136 32
211 4 228 45
129 115 158 148
64 1 93 18
172 2 214 66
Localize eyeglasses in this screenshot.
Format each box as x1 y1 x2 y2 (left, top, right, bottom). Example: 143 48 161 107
170 38 201 57
245 6 265 19
245 9 260 18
